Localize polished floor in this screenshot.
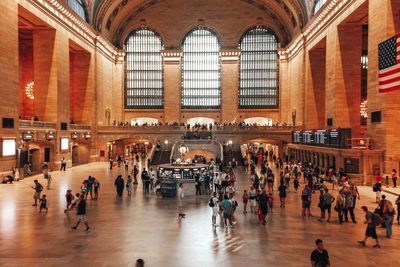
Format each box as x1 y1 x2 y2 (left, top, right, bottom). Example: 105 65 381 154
0 163 399 267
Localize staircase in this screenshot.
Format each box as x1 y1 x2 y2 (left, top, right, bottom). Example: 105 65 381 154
150 149 171 166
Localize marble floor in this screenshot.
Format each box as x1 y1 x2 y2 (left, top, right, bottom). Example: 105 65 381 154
0 162 399 267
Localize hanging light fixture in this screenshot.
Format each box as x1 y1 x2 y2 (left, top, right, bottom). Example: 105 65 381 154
360 100 368 118
25 81 34 100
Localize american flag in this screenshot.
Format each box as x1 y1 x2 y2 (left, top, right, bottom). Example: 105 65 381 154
379 34 400 93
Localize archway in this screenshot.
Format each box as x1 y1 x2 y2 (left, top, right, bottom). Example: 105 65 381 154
186 117 215 125
243 117 273 126
130 117 158 126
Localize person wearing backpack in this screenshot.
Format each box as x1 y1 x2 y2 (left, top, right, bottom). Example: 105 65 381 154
373 182 382 203
358 206 381 248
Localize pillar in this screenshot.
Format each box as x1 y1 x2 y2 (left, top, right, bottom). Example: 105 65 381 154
162 50 182 123
220 48 240 123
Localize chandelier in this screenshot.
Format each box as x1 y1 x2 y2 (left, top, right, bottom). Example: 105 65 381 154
25 81 34 100
360 100 367 118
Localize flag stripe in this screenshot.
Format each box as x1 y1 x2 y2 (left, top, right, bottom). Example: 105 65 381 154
379 34 400 93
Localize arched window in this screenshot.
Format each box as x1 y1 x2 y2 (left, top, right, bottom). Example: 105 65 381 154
181 28 221 109
239 27 279 108
125 28 164 109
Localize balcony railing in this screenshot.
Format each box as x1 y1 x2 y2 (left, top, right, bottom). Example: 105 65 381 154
19 120 56 129
70 124 91 130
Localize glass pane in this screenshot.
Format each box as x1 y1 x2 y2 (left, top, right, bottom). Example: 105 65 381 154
125 29 164 109
239 27 279 109
181 28 221 109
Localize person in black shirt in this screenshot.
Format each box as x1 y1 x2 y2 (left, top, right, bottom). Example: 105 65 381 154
71 194 91 233
310 239 330 267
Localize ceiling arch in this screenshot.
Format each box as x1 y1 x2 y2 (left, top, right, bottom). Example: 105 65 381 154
92 0 307 48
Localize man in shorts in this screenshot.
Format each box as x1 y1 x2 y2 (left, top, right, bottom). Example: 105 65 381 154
71 194 91 233
358 206 380 248
322 188 335 222
31 180 43 206
220 194 233 228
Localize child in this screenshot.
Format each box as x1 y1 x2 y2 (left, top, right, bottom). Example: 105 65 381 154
39 195 48 213
385 175 390 188
126 175 132 196
268 192 274 214
64 189 74 213
242 190 249 214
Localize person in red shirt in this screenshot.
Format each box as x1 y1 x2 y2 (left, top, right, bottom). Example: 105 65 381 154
376 175 382 184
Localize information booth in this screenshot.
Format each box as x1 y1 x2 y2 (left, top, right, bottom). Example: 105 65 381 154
157 163 210 197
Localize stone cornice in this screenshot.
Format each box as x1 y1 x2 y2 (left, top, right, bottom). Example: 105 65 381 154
28 0 119 62
286 0 354 59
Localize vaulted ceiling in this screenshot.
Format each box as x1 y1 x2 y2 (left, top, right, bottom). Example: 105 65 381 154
91 0 308 48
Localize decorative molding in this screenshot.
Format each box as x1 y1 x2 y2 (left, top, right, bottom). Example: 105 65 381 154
220 48 241 62
27 0 119 62
286 0 354 59
161 49 182 64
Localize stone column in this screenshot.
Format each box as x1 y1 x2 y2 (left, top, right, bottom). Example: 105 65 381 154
162 50 182 123
368 0 400 172
220 48 240 123
33 29 58 122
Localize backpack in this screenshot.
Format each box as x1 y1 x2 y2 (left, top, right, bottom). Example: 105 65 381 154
371 212 383 226
373 183 379 192
209 198 215 208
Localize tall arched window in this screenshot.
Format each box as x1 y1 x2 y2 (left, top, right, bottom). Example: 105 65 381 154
125 29 164 109
181 28 221 109
239 27 279 108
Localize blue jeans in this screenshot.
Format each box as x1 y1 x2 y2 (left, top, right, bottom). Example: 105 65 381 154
385 215 393 237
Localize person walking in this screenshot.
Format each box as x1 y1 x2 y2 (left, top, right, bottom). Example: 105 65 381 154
373 182 382 203
301 185 312 218
392 169 397 188
64 189 74 213
242 190 249 214
344 189 357 223
46 171 52 190
114 175 125 197
195 174 202 195
358 206 380 248
39 195 48 213
71 194 91 233
149 168 156 190
133 165 139 184
258 190 269 225
86 176 94 200
220 194 233 228
93 179 100 199
60 157 67 171
109 158 113 170
178 183 185 219
396 195 400 225
382 199 395 238
335 189 345 224
126 175 132 196
31 180 43 206
310 239 330 267
141 168 149 192
210 192 219 227
322 188 335 223
278 182 287 207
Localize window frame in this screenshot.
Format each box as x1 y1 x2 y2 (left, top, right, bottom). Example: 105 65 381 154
181 27 221 109
124 28 165 109
238 26 280 109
